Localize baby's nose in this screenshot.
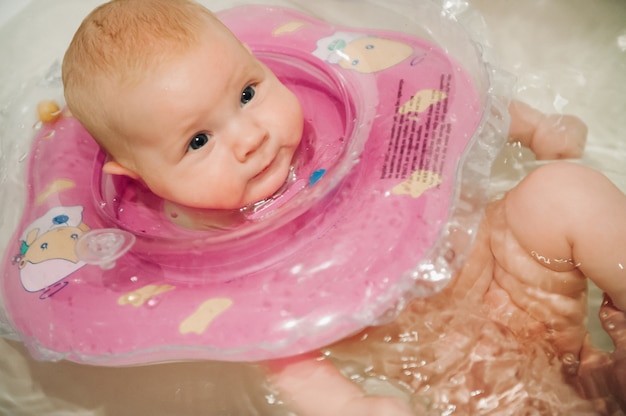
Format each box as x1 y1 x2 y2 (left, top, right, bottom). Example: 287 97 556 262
232 121 268 162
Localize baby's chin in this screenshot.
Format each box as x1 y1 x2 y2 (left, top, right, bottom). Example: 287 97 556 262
239 181 284 208
240 165 292 208
243 153 295 202
176 179 286 211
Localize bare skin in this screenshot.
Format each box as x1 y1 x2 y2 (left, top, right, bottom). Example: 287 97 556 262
272 102 626 415
577 294 626 414
469 162 626 413
322 175 622 414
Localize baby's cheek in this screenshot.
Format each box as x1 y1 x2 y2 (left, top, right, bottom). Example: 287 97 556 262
176 176 238 210
292 115 305 149
282 88 304 141
210 183 247 209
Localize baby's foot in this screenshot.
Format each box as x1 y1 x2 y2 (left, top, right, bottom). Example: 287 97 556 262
599 295 626 409
598 294 626 348
577 294 626 413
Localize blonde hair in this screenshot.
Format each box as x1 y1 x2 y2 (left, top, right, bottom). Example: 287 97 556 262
62 0 219 155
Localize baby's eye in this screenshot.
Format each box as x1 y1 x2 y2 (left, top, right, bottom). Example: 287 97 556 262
241 85 256 105
188 133 210 151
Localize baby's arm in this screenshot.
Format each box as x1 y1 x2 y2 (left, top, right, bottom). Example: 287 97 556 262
268 354 413 416
505 162 626 310
508 100 587 160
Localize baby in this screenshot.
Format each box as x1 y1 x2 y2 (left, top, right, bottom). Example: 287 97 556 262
62 0 303 228
62 0 626 415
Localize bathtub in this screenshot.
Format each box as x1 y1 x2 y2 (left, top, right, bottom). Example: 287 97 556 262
0 0 624 414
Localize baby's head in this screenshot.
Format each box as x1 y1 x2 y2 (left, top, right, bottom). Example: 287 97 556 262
62 0 303 209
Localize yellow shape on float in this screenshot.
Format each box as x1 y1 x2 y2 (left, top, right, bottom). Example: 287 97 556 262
339 37 413 74
36 178 76 205
398 89 447 115
392 170 442 198
118 284 176 307
179 298 234 335
273 21 307 35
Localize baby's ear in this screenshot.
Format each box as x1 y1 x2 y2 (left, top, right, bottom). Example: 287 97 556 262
102 160 140 180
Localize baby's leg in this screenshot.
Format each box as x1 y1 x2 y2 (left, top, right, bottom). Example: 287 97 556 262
505 162 626 310
269 354 414 416
504 162 626 409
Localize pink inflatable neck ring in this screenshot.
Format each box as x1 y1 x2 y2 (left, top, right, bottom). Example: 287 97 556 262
1 5 504 365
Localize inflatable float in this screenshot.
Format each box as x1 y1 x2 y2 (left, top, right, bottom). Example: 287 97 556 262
0 5 507 364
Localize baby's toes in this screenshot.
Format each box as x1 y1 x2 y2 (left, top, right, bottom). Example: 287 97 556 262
600 294 626 350
600 295 626 410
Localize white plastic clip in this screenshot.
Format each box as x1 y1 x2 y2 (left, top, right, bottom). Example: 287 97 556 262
75 229 136 270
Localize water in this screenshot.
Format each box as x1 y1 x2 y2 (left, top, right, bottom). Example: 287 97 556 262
0 0 625 414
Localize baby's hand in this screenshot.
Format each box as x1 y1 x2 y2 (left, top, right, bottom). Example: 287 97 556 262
576 294 626 413
508 100 587 160
529 113 587 160
270 355 414 416
337 395 414 416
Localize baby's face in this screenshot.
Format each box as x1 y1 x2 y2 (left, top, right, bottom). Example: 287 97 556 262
106 24 303 209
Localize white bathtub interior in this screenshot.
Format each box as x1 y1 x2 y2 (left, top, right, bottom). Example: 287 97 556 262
0 0 624 414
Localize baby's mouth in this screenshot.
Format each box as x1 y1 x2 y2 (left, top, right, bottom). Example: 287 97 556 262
253 157 276 180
